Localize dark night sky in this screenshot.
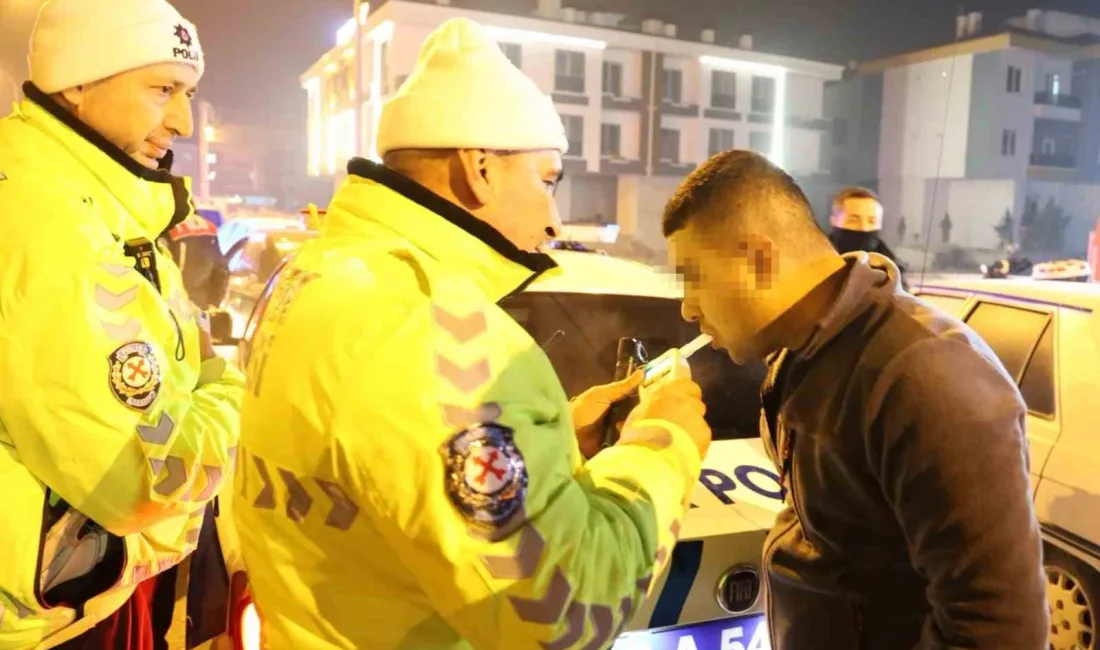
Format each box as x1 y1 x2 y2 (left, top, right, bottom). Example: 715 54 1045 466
4 0 1100 130
168 0 1100 128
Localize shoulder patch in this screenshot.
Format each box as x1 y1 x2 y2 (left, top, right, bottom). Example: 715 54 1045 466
108 342 162 411
442 423 528 538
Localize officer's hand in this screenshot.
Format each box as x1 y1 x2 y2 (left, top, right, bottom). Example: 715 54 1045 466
622 376 711 460
571 370 644 460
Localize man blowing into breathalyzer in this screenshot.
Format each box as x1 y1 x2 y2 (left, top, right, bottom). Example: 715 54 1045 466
663 150 1048 650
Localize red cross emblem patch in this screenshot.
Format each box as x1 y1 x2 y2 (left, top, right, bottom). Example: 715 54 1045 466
109 342 162 411
442 422 527 539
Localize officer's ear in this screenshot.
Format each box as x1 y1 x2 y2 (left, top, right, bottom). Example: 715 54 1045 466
454 148 503 209
54 85 85 113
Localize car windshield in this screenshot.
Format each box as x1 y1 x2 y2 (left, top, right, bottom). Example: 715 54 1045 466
500 291 765 441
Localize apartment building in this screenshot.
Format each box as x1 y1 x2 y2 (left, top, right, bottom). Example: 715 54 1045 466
826 10 1100 253
301 0 842 255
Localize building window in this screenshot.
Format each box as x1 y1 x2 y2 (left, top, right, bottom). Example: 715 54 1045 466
1001 129 1017 156
749 130 772 153
562 115 584 156
659 128 681 163
1041 137 1056 155
1045 72 1061 96
602 61 623 96
500 42 522 69
711 70 737 109
600 123 621 157
662 68 683 104
751 76 775 114
555 50 586 94
1006 65 1022 93
708 128 735 157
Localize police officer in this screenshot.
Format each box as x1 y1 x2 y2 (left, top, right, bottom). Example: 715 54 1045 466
828 187 909 288
232 18 711 649
0 1 243 647
164 211 231 309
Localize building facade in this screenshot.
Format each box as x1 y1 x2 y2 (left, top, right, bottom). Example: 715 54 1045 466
829 10 1100 254
301 0 842 257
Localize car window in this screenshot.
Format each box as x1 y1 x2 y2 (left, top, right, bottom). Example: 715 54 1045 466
500 291 765 440
964 302 1051 383
1018 321 1056 418
918 293 968 317
228 239 265 276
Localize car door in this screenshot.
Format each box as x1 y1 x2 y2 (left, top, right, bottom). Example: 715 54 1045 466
961 299 1060 495
224 237 267 337
1032 308 1100 554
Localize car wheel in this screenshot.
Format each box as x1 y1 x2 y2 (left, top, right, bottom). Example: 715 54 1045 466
1047 544 1100 650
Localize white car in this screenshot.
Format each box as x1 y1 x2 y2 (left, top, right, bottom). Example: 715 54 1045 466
914 277 1100 650
501 250 784 647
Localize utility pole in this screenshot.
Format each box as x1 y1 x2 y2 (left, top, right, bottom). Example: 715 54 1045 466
353 0 365 158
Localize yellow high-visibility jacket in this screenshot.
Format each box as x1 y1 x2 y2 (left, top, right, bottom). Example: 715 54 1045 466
0 88 244 649
232 159 702 649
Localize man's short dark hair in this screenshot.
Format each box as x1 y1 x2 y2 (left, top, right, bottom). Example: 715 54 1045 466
832 186 879 212
662 150 822 241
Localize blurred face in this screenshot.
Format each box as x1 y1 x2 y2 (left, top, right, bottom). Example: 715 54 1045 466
831 197 883 232
60 63 199 170
459 149 564 252
669 223 781 365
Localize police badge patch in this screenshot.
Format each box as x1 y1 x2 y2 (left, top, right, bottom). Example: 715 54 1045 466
441 423 528 539
108 342 162 411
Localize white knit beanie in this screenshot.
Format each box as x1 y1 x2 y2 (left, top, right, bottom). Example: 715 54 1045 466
28 0 205 94
377 18 568 156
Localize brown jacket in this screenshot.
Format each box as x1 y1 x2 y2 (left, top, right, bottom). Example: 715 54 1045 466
761 253 1048 650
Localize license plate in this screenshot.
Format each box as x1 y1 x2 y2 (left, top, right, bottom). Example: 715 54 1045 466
613 614 771 650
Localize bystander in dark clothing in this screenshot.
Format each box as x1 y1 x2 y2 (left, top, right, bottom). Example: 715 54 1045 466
164 213 230 309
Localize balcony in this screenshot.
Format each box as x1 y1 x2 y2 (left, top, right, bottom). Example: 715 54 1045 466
1033 92 1082 121
1034 92 1081 109
1029 152 1076 168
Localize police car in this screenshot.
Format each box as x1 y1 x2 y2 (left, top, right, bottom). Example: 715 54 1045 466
914 278 1100 650
501 250 784 648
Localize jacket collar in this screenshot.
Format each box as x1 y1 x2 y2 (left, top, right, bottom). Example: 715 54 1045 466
332 158 558 302
798 252 899 360
19 82 192 238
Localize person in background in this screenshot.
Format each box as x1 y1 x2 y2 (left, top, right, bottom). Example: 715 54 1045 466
163 211 231 310
662 150 1048 650
0 0 243 647
231 18 711 649
829 187 909 289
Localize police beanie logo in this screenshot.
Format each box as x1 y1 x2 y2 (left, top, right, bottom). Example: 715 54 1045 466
172 24 201 64
174 24 193 47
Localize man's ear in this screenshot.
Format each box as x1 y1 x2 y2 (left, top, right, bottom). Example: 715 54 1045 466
737 235 777 291
455 149 494 209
